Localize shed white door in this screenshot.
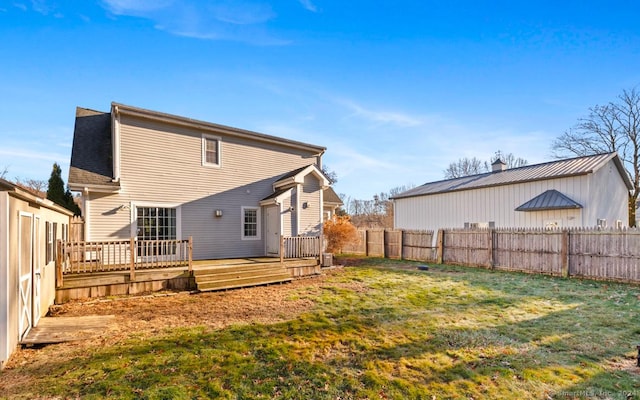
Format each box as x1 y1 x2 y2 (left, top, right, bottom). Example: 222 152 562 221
265 206 280 256
18 212 33 340
32 216 41 326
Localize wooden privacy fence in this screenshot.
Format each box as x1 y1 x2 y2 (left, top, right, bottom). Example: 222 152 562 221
69 215 84 242
344 228 640 284
56 237 193 287
281 236 321 260
342 230 436 261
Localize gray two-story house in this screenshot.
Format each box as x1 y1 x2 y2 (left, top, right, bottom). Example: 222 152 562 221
68 102 339 260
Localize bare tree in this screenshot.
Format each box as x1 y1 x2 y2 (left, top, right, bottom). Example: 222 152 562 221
552 87 640 226
444 151 528 179
0 166 8 180
321 165 338 185
492 151 528 169
348 185 415 229
443 157 486 179
14 178 48 197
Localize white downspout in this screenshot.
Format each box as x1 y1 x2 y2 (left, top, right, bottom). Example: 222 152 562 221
112 106 121 182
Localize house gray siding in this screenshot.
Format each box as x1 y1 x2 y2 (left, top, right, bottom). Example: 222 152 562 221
299 174 321 236
86 113 322 259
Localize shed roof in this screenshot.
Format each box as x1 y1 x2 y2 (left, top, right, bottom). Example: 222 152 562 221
0 178 74 216
515 189 582 212
392 152 632 200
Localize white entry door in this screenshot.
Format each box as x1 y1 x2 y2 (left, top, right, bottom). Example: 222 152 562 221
265 206 280 256
18 212 33 340
32 216 41 326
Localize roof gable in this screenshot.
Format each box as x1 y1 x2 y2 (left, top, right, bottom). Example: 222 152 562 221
393 152 632 199
273 164 330 189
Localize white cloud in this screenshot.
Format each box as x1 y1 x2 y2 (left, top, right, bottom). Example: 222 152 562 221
98 0 288 45
335 98 424 128
298 0 317 12
13 2 27 11
100 0 173 14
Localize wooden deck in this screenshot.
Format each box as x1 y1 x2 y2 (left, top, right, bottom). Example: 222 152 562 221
20 315 115 345
56 257 320 303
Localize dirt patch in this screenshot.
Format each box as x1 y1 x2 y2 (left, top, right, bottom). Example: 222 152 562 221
1 270 348 374
333 256 367 267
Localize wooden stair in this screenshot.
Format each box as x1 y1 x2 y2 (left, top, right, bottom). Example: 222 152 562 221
193 262 292 292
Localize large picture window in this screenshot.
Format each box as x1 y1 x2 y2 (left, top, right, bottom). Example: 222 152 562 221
241 207 260 240
202 134 221 167
136 207 177 256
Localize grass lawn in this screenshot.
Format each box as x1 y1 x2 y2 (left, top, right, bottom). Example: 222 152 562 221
1 256 639 399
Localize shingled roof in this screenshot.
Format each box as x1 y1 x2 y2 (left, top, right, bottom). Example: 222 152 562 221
392 152 633 200
68 107 119 189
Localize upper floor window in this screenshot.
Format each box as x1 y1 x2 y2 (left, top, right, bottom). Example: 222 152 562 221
202 134 221 167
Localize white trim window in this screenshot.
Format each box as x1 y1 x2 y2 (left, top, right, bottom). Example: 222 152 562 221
45 221 56 263
202 134 222 167
241 206 261 240
135 205 179 257
136 207 177 241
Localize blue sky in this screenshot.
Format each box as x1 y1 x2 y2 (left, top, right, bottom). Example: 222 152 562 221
1 1 640 200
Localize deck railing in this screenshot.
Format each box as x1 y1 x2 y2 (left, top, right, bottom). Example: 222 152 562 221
280 236 321 260
56 237 193 287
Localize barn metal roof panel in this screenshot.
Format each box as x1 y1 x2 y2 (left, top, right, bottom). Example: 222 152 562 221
515 189 582 212
392 152 631 199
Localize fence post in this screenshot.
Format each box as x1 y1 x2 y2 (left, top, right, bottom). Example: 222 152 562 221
364 230 369 256
129 237 136 281
383 230 388 258
436 229 444 264
561 230 570 278
399 230 404 260
488 229 495 269
56 239 63 288
188 236 193 274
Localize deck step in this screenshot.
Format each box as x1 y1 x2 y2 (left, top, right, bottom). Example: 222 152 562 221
193 264 292 292
196 274 292 292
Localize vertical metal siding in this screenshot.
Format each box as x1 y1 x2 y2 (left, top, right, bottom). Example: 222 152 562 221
394 172 615 232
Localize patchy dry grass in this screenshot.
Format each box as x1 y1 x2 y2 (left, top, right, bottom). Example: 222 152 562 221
1 257 639 399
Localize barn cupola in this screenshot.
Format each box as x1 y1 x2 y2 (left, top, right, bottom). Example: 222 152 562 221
491 158 506 172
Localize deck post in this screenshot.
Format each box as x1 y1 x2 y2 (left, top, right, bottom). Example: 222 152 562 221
56 239 63 288
280 235 285 265
188 236 193 274
129 237 136 281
